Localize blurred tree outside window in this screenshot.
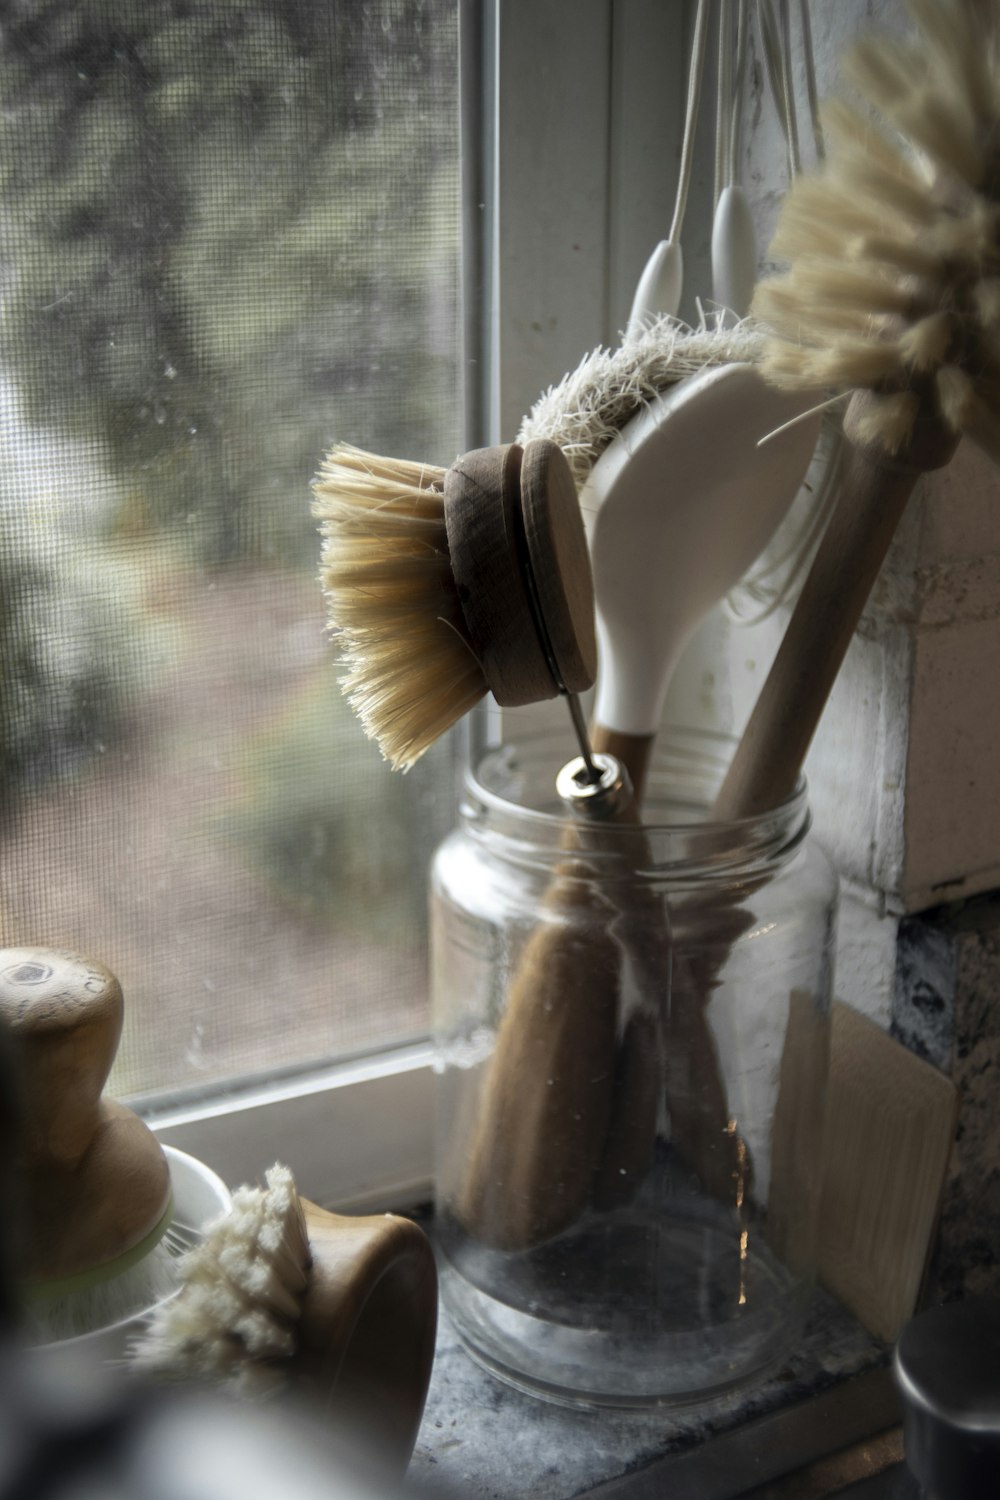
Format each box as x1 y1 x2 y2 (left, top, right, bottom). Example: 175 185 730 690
0 0 460 1098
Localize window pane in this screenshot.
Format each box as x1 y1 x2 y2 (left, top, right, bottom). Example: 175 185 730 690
0 0 460 1098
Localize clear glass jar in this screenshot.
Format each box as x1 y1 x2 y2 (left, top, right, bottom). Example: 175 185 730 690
430 727 837 1409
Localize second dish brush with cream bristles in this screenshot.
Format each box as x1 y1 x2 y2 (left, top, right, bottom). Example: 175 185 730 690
714 0 1000 822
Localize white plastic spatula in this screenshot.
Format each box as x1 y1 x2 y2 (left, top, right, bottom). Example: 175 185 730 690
582 362 822 801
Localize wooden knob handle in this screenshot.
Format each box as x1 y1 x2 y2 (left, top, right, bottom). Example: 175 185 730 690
291 1201 438 1476
0 947 171 1287
0 948 123 1167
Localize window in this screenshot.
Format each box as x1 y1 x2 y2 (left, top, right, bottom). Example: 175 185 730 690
0 0 682 1205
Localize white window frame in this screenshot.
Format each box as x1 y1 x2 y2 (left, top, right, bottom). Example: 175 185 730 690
142 0 688 1210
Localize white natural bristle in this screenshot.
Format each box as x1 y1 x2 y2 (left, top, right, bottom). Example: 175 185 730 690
845 38 983 187
818 98 922 181
936 363 978 431
759 328 903 391
753 0 1000 455
517 313 763 486
131 1162 313 1397
907 0 997 126
26 1235 182 1345
933 363 1000 465
312 444 485 770
849 390 920 455
898 312 954 372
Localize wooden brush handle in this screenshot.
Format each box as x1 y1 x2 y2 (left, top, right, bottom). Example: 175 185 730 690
714 393 960 821
0 948 171 1284
589 724 656 806
455 867 625 1249
591 396 958 1211
652 396 963 1232
291 1201 437 1477
580 779 746 1208
455 762 746 1248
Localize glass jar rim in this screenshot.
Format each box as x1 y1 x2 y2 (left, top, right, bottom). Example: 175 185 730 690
460 725 809 879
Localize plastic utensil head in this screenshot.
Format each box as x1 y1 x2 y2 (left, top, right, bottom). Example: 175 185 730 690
582 363 822 736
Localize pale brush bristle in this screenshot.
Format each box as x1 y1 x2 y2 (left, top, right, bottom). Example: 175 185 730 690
898 312 953 372
844 36 982 187
850 391 920 454
975 279 1000 327
130 1162 312 1397
517 313 763 486
754 0 1000 456
312 444 485 770
26 1238 181 1345
937 364 1000 465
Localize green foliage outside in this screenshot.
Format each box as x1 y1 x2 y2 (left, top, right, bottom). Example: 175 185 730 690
0 0 460 816
0 0 459 563
216 671 453 945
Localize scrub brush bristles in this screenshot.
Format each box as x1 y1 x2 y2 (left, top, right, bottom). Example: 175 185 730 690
518 313 762 488
313 445 482 771
753 0 1000 457
313 439 597 770
133 1164 311 1397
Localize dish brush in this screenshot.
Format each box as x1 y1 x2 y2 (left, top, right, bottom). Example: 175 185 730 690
0 947 184 1344
715 0 1000 820
312 436 638 1252
312 439 597 772
132 1162 437 1476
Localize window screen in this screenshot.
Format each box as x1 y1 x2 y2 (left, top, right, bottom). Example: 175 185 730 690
0 0 460 1099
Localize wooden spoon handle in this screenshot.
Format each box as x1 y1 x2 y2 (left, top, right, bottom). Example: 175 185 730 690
454 869 624 1249
713 396 959 822
589 724 656 807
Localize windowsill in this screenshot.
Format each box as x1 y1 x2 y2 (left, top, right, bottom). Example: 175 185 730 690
410 1273 894 1500
146 1042 434 1214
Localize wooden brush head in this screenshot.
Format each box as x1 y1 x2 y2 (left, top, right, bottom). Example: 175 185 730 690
0 948 171 1287
314 438 596 768
444 439 596 706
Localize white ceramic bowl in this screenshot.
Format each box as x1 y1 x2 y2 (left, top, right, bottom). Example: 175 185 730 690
32 1144 231 1365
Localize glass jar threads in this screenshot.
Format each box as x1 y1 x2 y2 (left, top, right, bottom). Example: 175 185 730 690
430 728 837 1409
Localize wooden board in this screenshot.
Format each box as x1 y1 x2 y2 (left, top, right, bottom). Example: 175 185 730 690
818 999 958 1343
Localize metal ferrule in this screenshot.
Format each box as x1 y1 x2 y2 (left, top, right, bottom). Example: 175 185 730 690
555 753 632 820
